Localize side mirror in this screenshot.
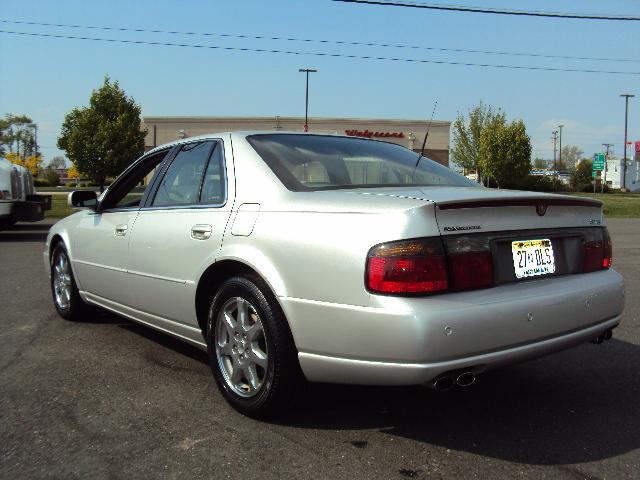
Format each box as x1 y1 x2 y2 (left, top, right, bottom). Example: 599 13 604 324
68 190 98 209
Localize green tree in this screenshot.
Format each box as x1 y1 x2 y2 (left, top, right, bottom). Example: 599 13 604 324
0 114 36 158
57 76 146 191
572 158 593 187
451 101 505 181
44 167 60 186
478 117 532 188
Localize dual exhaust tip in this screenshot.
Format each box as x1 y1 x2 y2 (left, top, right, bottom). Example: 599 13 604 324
591 328 614 344
432 370 476 391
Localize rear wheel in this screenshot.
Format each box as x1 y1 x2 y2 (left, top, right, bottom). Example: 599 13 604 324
206 276 302 418
51 243 87 321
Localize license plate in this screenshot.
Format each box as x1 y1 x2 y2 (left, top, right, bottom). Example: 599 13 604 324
512 239 555 279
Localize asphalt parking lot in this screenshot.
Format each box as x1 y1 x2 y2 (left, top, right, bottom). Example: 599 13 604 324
1 219 639 479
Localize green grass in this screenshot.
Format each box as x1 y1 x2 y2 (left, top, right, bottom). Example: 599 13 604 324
565 192 640 218
45 195 76 219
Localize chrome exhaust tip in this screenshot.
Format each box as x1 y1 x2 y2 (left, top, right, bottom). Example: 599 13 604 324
433 375 454 391
603 329 613 341
456 371 476 387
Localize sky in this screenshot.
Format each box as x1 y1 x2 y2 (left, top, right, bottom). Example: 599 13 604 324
0 0 638 166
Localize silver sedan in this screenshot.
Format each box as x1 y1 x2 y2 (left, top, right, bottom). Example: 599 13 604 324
44 132 625 417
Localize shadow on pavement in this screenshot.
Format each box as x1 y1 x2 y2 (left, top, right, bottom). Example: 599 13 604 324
78 303 640 466
0 222 51 243
275 338 640 466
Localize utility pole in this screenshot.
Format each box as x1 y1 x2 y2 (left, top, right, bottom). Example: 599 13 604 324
557 124 564 180
552 130 558 183
602 143 613 192
620 94 635 191
299 68 317 132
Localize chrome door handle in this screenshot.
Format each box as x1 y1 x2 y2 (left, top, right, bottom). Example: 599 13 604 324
115 224 128 236
191 224 212 240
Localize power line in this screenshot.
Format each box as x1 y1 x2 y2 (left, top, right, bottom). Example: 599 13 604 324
2 29 639 76
332 0 640 21
1 19 636 64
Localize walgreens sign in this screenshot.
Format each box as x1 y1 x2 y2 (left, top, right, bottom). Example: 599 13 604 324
344 129 405 139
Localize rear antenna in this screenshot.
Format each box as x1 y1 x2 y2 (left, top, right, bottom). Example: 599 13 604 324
412 100 438 178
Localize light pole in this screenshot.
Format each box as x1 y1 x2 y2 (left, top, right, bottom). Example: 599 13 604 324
552 130 558 176
620 94 635 190
299 68 317 132
557 125 564 175
603 143 613 191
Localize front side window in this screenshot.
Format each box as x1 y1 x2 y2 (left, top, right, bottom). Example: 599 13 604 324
152 141 214 207
101 149 169 210
247 134 477 191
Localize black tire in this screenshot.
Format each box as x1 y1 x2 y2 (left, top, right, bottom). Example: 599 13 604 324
206 275 303 418
50 243 88 321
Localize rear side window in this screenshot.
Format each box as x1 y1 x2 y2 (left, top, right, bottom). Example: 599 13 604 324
152 142 213 207
200 143 226 204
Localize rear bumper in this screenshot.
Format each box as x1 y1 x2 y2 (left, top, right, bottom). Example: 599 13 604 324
281 269 625 385
298 315 620 385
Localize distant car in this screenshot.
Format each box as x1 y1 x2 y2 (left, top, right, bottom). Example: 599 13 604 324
45 132 625 417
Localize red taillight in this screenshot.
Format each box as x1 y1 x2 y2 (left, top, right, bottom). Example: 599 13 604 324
366 238 448 294
602 229 612 268
448 251 493 291
583 228 612 272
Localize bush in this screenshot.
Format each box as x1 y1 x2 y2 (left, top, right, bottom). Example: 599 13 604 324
502 175 568 192
44 169 60 187
34 179 49 187
65 182 76 187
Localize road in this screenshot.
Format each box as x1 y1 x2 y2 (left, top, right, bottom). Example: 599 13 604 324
1 219 639 479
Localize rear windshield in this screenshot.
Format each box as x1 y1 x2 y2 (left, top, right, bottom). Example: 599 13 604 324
247 134 477 191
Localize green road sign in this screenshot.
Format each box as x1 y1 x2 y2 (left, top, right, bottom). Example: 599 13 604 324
592 153 605 171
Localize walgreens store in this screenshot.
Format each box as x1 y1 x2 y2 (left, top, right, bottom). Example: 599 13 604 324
142 116 451 166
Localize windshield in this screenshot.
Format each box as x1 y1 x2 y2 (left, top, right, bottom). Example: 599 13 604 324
247 134 477 191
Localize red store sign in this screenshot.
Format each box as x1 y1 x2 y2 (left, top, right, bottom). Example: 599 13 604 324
345 129 405 139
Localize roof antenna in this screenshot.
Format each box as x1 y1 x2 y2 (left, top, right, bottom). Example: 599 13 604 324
412 100 437 179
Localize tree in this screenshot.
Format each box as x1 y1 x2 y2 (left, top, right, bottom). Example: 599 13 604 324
0 114 37 158
560 145 583 170
533 158 548 170
5 151 43 176
57 76 146 191
48 156 67 170
451 102 505 181
67 164 80 179
44 168 60 186
572 158 593 187
478 117 532 188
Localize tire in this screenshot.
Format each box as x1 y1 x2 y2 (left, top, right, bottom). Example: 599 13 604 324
0 218 16 228
206 275 302 418
50 243 88 321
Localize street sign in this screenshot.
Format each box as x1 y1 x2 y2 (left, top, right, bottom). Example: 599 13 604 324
592 153 605 171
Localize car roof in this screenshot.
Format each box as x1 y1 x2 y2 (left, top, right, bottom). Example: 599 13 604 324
144 131 392 156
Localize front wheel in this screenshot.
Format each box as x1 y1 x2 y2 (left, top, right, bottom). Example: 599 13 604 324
206 276 302 418
50 244 87 321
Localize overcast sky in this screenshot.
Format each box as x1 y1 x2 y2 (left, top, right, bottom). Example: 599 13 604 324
0 0 638 164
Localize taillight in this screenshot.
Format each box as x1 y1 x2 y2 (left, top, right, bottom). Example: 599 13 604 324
602 229 612 268
444 236 494 291
366 238 448 294
583 228 612 272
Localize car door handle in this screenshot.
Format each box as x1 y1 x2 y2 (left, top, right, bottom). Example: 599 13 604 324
115 224 128 236
191 224 212 240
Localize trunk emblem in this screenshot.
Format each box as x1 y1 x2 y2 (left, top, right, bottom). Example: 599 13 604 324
536 202 548 216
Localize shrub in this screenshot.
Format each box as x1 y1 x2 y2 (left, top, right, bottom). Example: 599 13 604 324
34 179 49 187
